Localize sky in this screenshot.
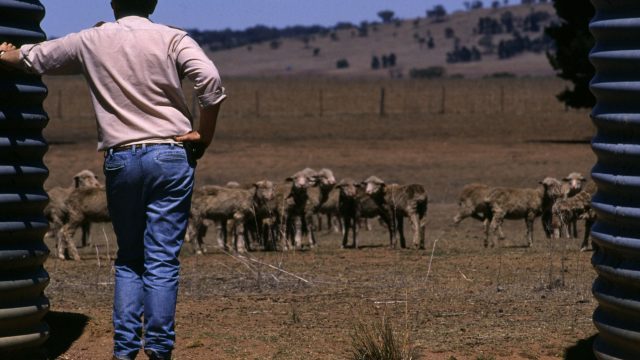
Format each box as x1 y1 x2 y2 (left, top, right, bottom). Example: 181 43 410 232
41 0 468 38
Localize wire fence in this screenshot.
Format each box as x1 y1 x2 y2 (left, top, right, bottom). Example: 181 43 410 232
43 77 570 120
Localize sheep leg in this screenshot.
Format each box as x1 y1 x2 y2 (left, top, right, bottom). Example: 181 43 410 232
80 222 91 248
316 214 323 232
293 216 303 249
541 211 552 239
233 214 247 253
60 223 81 261
581 219 594 252
571 220 578 238
397 214 407 249
525 213 535 247
305 213 317 248
409 212 421 249
352 215 359 249
55 228 66 260
216 221 228 251
198 223 209 254
341 214 350 249
185 220 202 255
488 211 504 248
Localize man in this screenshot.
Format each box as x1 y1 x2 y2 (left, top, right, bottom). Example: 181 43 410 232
0 0 225 359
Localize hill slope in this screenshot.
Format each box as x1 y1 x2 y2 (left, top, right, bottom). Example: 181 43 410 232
208 3 558 78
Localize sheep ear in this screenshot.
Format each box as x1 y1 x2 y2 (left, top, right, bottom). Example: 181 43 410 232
285 177 293 182
74 176 80 188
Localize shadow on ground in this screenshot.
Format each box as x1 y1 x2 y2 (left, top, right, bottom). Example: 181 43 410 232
564 335 596 360
0 311 89 360
44 311 90 358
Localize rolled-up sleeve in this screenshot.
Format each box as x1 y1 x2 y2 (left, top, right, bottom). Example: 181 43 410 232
20 32 83 75
175 35 226 108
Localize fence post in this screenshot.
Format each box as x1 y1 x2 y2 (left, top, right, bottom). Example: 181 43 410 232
255 90 260 118
379 87 385 117
440 85 446 114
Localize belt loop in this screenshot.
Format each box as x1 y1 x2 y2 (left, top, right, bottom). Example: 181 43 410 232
142 144 147 152
109 148 114 156
133 144 137 154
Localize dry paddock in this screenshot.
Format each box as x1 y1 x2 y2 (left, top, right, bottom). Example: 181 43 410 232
37 77 598 360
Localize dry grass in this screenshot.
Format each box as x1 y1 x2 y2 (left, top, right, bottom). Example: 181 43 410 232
351 310 416 360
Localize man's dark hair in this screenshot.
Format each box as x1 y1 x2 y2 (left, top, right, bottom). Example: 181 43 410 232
112 0 158 16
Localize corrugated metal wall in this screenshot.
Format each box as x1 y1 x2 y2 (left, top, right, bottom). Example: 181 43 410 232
590 0 640 358
0 0 50 352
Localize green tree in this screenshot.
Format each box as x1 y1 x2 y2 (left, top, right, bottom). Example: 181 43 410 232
545 0 595 108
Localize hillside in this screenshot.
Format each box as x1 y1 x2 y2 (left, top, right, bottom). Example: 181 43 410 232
207 3 558 79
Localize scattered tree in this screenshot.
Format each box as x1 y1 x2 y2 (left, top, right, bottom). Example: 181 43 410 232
269 40 281 50
371 56 381 70
445 27 455 39
377 10 395 24
426 5 447 22
545 0 595 108
336 58 350 69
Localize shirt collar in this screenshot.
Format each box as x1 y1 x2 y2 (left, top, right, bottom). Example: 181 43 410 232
116 16 152 24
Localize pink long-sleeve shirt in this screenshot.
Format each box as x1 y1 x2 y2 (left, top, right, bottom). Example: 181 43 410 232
20 16 226 150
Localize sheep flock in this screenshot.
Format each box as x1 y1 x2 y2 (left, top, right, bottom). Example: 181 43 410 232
47 168 596 260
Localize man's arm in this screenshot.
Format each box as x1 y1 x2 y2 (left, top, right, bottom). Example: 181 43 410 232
174 103 221 151
173 34 226 159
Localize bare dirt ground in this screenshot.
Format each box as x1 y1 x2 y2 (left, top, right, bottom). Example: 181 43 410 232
36 83 598 359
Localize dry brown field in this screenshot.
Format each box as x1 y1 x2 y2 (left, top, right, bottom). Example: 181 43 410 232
38 77 598 360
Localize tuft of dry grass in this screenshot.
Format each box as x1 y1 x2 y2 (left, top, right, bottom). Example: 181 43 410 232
350 316 416 360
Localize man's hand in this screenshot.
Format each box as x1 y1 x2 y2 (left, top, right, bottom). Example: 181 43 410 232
174 131 207 161
0 42 17 52
0 42 21 68
174 130 202 143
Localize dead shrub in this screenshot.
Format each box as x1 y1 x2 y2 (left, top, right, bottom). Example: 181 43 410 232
350 316 416 360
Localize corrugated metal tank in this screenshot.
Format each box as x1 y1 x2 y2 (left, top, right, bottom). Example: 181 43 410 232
0 0 50 352
590 0 640 358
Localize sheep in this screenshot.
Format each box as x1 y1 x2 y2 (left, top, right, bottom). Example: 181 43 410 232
363 176 428 249
308 168 341 233
558 172 587 238
280 168 318 250
45 170 102 259
484 177 564 248
186 181 275 254
336 178 361 248
551 180 597 251
58 186 110 260
452 183 494 238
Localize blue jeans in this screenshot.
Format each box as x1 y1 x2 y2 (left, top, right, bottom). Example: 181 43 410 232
104 144 195 359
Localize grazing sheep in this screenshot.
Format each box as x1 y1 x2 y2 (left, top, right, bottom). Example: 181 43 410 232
58 186 110 260
452 183 495 239
363 176 428 249
281 168 318 250
45 170 102 259
484 177 563 248
551 180 597 251
187 181 275 254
